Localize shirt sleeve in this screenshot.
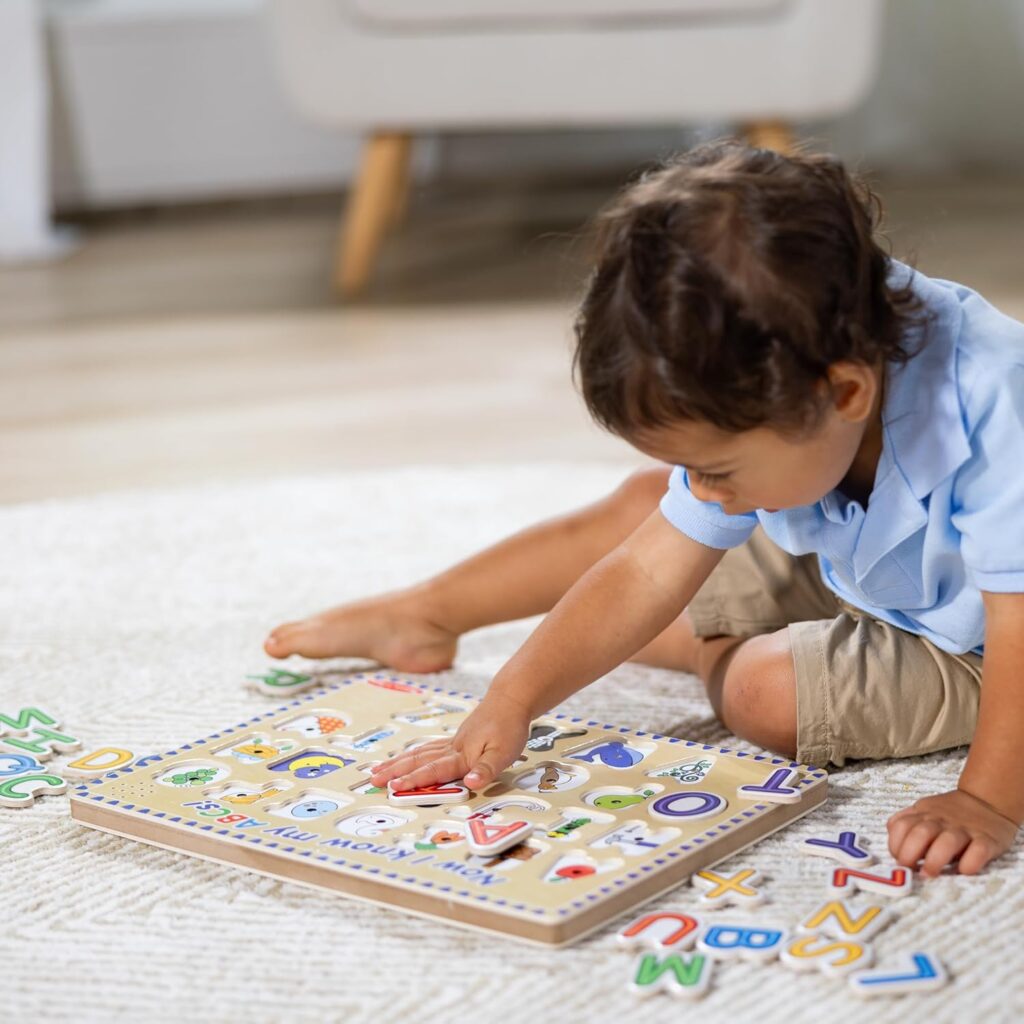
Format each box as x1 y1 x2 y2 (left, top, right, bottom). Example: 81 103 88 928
659 465 758 549
951 363 1024 592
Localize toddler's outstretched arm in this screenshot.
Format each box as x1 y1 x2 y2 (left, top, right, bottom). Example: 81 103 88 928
370 509 724 792
888 591 1024 875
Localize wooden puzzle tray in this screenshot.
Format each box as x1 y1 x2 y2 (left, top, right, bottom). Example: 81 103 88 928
69 672 828 947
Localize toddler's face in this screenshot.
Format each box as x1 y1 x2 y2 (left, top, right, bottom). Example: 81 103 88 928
629 404 870 516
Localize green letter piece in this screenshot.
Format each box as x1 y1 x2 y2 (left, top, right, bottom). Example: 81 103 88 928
0 773 68 808
629 952 712 999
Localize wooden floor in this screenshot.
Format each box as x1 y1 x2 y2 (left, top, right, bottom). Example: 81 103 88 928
2 172 1023 505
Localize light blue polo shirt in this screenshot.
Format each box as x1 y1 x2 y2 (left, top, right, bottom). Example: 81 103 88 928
659 259 1024 656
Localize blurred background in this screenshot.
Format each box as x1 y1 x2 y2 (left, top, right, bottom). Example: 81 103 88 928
2 0 1023 505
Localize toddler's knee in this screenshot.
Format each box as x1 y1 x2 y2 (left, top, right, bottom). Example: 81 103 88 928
718 631 798 756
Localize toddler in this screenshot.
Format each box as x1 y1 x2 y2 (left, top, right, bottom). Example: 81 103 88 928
265 140 1024 878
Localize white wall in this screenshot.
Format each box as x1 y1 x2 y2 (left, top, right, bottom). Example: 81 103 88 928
819 0 1024 174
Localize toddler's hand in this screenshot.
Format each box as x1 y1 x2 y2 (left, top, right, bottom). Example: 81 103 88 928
369 694 532 793
887 787 1019 877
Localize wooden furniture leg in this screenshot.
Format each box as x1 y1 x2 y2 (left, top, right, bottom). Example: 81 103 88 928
335 131 413 297
387 142 413 230
740 119 796 154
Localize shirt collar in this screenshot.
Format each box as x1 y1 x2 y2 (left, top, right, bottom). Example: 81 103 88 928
880 261 972 499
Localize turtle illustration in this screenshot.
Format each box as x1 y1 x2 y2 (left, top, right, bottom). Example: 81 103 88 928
167 767 218 788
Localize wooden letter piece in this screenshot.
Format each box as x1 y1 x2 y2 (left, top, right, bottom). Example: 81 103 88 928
0 751 66 806
65 747 138 778
616 912 703 951
628 952 713 1000
801 830 877 867
697 922 788 962
387 779 470 807
737 766 801 803
465 817 534 855
0 771 68 808
848 952 949 997
0 708 80 761
691 867 765 909
244 669 318 697
797 899 894 943
780 934 873 977
828 866 913 900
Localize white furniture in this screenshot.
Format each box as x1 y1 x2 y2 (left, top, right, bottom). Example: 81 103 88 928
266 0 885 295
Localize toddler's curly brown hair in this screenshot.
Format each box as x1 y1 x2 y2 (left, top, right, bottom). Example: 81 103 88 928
572 139 932 437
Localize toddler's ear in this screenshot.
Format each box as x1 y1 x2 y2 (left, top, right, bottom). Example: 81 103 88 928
826 360 879 422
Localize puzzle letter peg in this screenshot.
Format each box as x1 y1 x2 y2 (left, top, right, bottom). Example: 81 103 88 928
465 817 533 855
0 753 46 777
387 779 470 807
780 935 873 977
628 952 713 999
0 752 66 807
244 669 318 697
691 867 765 909
848 952 949 997
616 912 703 951
647 790 725 822
798 900 894 943
696 923 788 962
64 747 138 778
0 772 68 808
801 830 876 867
828 866 912 900
0 708 81 761
736 766 801 803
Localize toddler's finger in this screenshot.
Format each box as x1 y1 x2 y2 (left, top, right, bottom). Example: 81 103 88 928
886 813 918 858
370 740 450 782
957 835 999 875
920 828 968 878
388 741 448 767
894 819 942 869
369 765 397 787
391 751 467 792
464 758 498 790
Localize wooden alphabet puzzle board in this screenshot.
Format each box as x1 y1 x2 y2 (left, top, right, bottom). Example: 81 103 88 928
69 672 828 947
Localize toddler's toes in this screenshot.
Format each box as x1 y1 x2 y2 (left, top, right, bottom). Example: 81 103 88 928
261 595 459 668
264 623 301 658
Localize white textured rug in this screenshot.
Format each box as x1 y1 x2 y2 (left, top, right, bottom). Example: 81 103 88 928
2 464 1022 1023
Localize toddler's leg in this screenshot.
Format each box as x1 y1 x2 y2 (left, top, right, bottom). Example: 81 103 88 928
265 466 673 672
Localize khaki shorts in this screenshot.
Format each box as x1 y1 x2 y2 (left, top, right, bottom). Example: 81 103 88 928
687 528 983 768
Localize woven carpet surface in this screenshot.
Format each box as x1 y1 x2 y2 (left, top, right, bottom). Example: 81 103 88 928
2 464 1021 1022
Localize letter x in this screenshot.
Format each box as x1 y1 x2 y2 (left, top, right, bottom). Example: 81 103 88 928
692 868 763 907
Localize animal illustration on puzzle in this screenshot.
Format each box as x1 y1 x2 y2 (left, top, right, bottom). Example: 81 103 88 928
67 671 829 947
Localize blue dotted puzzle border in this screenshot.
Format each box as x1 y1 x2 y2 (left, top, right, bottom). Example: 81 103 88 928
71 670 828 922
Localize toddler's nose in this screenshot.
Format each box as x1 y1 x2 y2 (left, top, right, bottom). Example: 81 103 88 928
690 480 733 505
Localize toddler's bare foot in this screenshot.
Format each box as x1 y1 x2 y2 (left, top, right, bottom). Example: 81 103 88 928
263 587 458 674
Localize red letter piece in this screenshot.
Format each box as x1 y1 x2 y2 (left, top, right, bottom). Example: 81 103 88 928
617 912 702 950
387 780 470 806
466 817 533 854
829 866 912 899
